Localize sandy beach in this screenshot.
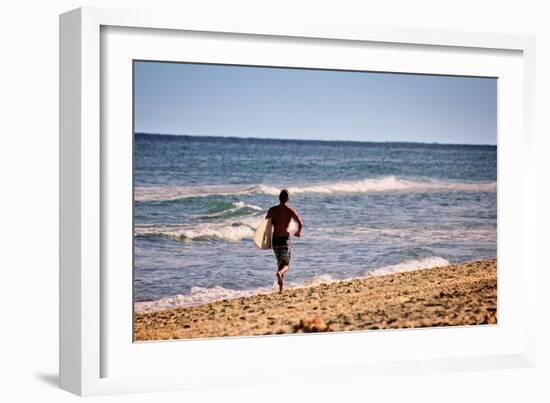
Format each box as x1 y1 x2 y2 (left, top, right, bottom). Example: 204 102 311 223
134 259 496 341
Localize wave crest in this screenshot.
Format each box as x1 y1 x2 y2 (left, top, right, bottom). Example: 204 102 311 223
135 176 496 202
135 215 264 243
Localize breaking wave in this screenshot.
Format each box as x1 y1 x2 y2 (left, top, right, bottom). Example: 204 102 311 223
200 201 263 219
135 215 265 243
134 176 496 202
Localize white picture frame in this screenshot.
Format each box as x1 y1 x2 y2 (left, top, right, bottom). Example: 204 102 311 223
59 6 537 396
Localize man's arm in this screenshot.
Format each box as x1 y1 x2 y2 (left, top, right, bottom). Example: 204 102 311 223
289 207 303 237
265 207 273 219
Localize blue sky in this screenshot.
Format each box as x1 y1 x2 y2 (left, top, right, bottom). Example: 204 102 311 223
134 61 496 145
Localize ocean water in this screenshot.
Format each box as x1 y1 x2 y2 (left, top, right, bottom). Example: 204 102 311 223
134 133 497 312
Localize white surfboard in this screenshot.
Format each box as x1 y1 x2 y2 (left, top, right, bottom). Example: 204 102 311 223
252 218 272 249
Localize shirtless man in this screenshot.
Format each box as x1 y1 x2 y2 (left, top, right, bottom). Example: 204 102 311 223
266 189 304 293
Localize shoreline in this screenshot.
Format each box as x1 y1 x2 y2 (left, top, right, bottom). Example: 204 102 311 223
134 259 497 341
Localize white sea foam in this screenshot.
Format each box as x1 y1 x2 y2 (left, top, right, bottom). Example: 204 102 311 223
284 177 495 195
135 184 244 202
232 201 263 211
302 273 338 286
137 217 495 245
362 256 450 276
134 256 452 313
135 215 264 242
201 201 263 218
134 285 278 313
134 176 496 202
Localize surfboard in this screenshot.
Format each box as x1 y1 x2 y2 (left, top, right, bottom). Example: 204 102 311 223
252 218 272 249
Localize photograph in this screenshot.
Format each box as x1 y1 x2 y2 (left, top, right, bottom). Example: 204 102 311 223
132 61 497 342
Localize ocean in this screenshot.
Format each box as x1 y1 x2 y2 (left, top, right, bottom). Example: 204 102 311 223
133 133 497 312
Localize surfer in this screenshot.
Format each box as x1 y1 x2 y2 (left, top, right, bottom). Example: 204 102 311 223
266 189 304 293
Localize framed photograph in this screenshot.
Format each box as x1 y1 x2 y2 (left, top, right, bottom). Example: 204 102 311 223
59 7 537 396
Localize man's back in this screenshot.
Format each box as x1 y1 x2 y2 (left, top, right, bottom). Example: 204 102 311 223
267 203 302 237
268 204 292 237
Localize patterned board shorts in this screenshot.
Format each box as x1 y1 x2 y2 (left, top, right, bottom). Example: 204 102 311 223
272 236 291 268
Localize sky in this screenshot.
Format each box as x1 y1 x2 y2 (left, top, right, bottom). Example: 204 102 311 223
134 61 497 145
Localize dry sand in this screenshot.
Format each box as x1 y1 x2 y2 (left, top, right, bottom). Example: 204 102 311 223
134 259 496 341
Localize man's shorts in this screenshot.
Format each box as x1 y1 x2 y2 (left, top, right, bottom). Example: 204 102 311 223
272 235 291 268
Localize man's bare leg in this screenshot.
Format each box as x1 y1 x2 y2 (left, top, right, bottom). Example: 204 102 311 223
276 265 289 293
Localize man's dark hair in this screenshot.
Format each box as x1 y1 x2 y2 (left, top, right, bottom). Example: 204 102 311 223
279 189 289 203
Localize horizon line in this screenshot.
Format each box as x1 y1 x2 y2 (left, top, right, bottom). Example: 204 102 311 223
134 132 497 147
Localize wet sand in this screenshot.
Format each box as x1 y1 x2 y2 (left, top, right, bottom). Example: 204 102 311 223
134 259 497 341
